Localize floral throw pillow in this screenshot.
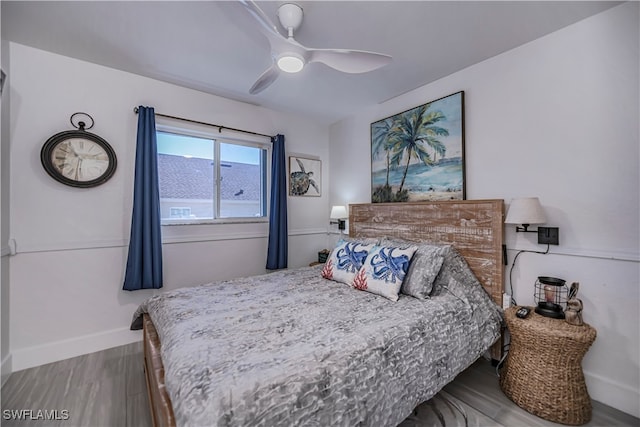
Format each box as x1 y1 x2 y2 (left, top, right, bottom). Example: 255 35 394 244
353 245 418 301
321 240 375 286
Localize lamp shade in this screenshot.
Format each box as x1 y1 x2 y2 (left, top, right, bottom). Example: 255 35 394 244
505 197 546 225
330 205 348 219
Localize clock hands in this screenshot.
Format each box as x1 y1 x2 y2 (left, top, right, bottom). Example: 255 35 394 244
75 158 86 181
66 142 107 161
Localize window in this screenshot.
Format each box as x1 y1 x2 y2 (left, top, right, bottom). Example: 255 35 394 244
156 128 269 224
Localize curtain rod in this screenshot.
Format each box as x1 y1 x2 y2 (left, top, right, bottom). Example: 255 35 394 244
133 107 273 140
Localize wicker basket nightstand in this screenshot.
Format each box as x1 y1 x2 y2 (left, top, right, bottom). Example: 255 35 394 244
500 306 597 425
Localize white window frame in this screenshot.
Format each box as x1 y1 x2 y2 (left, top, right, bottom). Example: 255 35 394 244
156 121 271 226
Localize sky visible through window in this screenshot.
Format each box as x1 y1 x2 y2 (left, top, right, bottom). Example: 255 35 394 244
157 131 260 164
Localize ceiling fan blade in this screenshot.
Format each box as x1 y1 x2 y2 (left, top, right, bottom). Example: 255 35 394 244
238 0 283 42
309 49 392 74
249 64 280 94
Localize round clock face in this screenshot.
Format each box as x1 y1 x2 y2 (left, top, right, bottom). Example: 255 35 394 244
41 130 117 188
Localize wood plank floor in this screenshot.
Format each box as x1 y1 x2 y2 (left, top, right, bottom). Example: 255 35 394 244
1 342 637 426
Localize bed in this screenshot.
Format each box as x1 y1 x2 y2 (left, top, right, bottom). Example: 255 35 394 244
131 199 505 427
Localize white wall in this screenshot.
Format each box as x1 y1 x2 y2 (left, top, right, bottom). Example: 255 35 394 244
1 6 12 386
329 2 639 417
6 42 330 370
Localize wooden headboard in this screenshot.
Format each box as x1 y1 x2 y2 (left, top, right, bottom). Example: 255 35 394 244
350 199 505 318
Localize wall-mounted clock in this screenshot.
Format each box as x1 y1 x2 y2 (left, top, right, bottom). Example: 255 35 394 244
40 113 117 188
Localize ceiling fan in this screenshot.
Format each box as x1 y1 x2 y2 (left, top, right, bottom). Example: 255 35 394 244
239 1 392 94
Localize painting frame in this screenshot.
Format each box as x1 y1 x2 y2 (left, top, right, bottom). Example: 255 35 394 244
289 156 321 197
370 91 465 203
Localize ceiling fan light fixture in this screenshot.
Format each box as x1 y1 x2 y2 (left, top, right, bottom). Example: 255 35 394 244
241 1 392 94
277 54 304 73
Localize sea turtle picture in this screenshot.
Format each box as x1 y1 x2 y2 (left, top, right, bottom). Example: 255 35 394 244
289 157 321 196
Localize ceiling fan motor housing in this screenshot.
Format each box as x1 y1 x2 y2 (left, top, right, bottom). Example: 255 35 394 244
278 3 304 34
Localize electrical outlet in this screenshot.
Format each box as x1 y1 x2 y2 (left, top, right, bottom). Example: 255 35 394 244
538 227 559 245
502 293 511 309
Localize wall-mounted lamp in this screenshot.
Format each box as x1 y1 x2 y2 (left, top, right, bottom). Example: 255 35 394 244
505 197 546 232
504 197 561 309
330 205 348 231
505 197 559 245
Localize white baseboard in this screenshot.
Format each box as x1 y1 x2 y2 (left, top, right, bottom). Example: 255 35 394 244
1 352 12 386
11 327 142 372
586 370 640 418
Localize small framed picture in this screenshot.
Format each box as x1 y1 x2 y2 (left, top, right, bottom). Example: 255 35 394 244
289 156 321 197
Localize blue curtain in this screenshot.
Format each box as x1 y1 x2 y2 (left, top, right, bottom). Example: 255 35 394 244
123 106 163 290
266 134 288 269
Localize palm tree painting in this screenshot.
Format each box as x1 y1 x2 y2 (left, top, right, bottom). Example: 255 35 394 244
371 91 464 202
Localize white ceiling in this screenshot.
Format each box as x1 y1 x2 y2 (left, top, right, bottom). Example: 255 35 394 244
2 1 620 124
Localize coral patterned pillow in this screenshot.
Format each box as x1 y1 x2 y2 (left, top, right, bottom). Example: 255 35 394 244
321 240 375 286
353 245 418 301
